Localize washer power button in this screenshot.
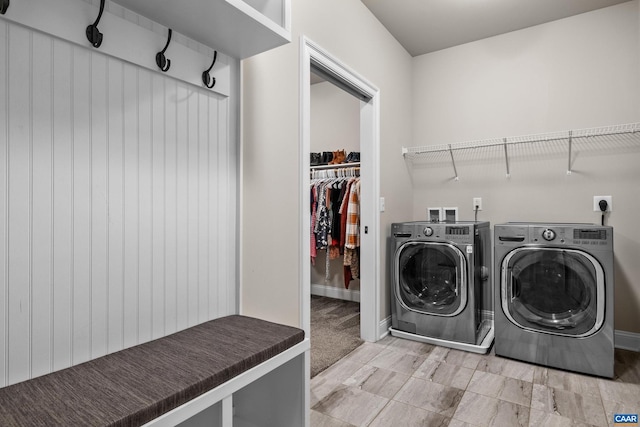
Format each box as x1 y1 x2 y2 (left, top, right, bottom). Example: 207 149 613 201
424 227 434 237
542 229 556 241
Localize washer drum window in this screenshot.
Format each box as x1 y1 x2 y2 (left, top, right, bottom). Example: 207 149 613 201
395 242 467 317
501 247 605 337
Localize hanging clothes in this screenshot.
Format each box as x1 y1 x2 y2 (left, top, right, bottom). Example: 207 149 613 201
343 179 360 284
310 167 360 289
338 178 355 254
314 181 331 250
310 186 318 265
344 179 360 250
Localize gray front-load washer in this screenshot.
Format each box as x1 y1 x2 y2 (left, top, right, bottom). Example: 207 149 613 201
389 221 493 352
494 223 614 378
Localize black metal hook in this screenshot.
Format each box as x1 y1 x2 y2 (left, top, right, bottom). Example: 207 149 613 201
156 28 172 72
0 0 10 15
202 51 218 89
86 0 105 48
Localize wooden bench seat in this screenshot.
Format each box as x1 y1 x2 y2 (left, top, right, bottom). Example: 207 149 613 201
0 315 305 426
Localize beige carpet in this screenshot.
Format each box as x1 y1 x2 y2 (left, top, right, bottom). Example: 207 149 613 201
311 295 363 377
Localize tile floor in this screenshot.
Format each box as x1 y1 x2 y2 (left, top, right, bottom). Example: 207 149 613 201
310 336 640 427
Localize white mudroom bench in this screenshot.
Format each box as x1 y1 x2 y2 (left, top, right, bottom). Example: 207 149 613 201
0 315 309 427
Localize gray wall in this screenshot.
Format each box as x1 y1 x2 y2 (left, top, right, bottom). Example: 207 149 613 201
241 0 414 326
241 0 640 335
410 1 640 333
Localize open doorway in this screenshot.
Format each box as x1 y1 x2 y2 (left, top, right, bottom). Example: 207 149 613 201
308 70 362 376
300 37 381 377
309 71 361 300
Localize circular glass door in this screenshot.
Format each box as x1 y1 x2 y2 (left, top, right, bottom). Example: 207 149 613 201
501 247 605 337
395 241 467 316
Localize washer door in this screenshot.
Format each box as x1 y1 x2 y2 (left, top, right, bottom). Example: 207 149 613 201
395 241 467 316
501 247 605 337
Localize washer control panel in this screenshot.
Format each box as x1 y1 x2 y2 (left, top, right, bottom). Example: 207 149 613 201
542 229 556 241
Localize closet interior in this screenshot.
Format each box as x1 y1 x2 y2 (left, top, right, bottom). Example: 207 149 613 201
308 71 364 377
309 72 361 301
311 163 361 293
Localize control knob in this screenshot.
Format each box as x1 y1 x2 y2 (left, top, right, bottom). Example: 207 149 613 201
542 229 556 241
423 227 434 237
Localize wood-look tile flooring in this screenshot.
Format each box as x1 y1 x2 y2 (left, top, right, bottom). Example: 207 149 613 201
310 336 640 426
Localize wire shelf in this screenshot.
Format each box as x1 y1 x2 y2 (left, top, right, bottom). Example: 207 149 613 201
402 122 640 179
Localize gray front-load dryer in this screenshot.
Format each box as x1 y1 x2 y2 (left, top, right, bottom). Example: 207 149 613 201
389 221 493 352
494 223 614 378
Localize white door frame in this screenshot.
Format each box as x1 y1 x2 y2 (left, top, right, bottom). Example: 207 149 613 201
299 36 380 342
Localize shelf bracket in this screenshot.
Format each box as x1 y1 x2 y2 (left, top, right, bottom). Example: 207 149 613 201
448 144 459 181
567 130 573 175
503 138 510 178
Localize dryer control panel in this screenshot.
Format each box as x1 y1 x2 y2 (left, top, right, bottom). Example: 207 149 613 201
495 223 612 250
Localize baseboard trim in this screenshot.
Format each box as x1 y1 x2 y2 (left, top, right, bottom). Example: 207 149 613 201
615 330 640 351
378 314 639 352
378 316 391 340
310 283 360 302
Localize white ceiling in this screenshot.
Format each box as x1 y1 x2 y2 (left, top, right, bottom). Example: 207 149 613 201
360 0 632 57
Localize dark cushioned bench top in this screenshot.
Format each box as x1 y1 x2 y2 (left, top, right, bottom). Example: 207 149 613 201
0 315 304 426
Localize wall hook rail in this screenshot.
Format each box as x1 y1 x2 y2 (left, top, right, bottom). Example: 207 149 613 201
0 0 9 15
156 28 172 72
202 51 218 88
86 0 105 48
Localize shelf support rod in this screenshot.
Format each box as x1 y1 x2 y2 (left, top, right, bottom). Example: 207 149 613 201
448 144 459 181
503 138 511 178
567 130 573 175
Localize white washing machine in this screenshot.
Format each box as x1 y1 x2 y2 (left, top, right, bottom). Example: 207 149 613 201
389 221 493 353
494 223 614 378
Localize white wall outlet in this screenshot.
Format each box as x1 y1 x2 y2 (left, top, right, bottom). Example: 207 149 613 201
593 196 612 212
379 197 385 212
473 197 483 211
427 207 442 222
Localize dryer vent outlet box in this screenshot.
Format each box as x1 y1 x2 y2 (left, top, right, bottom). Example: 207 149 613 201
427 208 442 222
443 208 458 223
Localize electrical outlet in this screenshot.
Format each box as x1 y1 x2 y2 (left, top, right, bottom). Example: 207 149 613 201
473 197 483 211
593 196 612 212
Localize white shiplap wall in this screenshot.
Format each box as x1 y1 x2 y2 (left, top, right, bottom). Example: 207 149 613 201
0 19 237 387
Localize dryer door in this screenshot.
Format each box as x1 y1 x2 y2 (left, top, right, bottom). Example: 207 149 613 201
501 247 605 337
395 241 467 316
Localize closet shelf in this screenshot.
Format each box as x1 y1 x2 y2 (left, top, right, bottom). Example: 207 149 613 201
402 122 640 180
310 163 360 180
310 162 360 170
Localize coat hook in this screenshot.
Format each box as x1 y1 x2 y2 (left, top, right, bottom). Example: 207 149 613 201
202 51 218 88
0 0 9 15
86 0 105 48
156 28 172 72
